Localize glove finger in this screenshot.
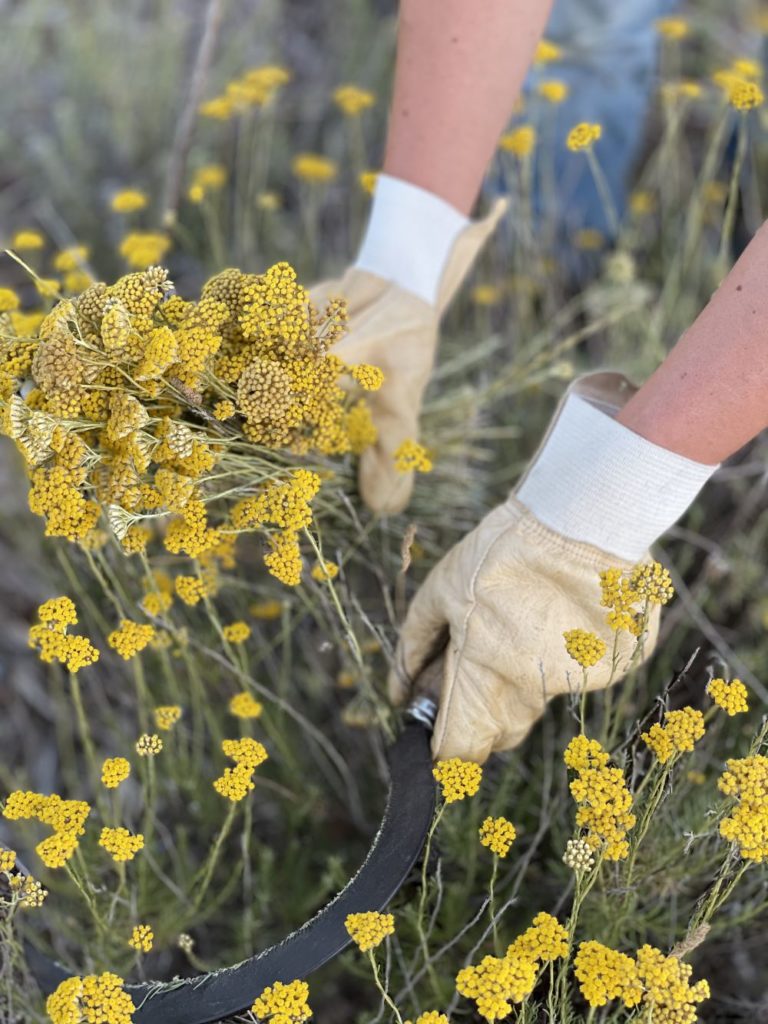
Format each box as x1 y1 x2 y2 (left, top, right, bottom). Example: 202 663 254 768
387 565 451 706
430 648 501 765
358 445 414 516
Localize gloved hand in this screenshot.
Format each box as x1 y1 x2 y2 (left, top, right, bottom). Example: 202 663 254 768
309 197 507 515
388 370 719 763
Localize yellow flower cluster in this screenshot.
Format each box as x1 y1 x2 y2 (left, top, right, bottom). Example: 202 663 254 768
350 364 384 391
119 232 171 269
200 65 290 120
478 816 517 857
28 596 100 673
213 737 269 801
3 791 90 870
575 940 709 1019
107 620 156 659
252 979 311 1023
404 1014 447 1024
111 189 147 213
598 561 673 636
718 755 768 861
566 122 602 151
456 914 567 1023
311 560 339 582
18 876 48 907
641 707 706 765
729 80 764 110
154 705 182 730
345 911 395 952
11 228 45 250
394 439 433 474
537 80 569 103
0 848 16 872
101 757 131 789
3 261 376 589
333 84 375 117
228 691 263 718
188 164 227 204
654 16 689 39
99 826 145 862
129 924 154 953
136 733 163 756
292 153 338 183
564 735 635 860
46 972 136 1024
223 621 251 644
707 677 749 716
563 628 606 668
433 758 483 803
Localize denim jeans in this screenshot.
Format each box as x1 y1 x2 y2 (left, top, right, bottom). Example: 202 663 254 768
518 0 681 239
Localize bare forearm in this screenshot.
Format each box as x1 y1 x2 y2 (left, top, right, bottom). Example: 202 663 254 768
383 0 554 214
618 221 768 464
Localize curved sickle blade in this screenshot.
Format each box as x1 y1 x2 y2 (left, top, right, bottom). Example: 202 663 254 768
27 716 436 1024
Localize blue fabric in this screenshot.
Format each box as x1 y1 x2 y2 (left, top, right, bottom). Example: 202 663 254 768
516 0 681 239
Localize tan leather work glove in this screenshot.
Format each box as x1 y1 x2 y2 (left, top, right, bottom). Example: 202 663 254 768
388 370 719 763
310 198 508 515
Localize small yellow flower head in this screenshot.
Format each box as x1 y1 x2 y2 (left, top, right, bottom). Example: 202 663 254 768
359 170 378 195
563 837 595 872
99 826 145 862
729 80 764 110
405 1014 448 1024
213 763 256 802
252 979 312 1023
433 758 482 803
707 676 749 715
291 153 338 184
635 944 710 1020
35 277 61 298
456 953 537 1019
687 769 706 785
154 705 182 731
479 816 517 857
345 911 395 952
350 363 385 391
199 95 235 119
53 246 90 273
222 736 268 769
0 287 20 312
47 973 137 1024
472 284 503 306
11 228 45 250
108 619 156 659
19 876 48 907
563 629 607 668
394 439 433 474
129 924 154 953
212 399 236 421
718 755 768 861
175 575 206 607
136 733 163 757
508 912 569 963
257 190 281 211
333 84 375 116
111 189 148 213
119 231 171 269
537 79 569 104
629 561 674 605
566 122 602 151
250 599 284 620
574 941 643 1008
0 848 16 872
630 190 656 216
534 39 562 63
101 757 131 790
311 560 339 582
641 707 705 765
499 125 536 157
223 620 251 644
732 58 762 80
565 736 635 861
346 399 378 454
655 17 689 39
38 596 78 628
228 691 263 719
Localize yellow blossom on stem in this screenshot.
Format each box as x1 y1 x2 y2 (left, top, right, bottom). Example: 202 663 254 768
0 288 20 312
101 757 131 789
706 677 749 716
566 122 602 151
47 973 136 1024
534 39 562 62
252 980 311 1023
499 125 536 157
0 848 16 872
574 941 643 1008
350 363 384 391
291 153 337 184
311 560 339 582
154 705 182 731
223 621 251 644
433 758 482 803
129 924 154 953
507 912 569 963
11 229 45 250
456 953 537 1020
394 439 433 474
345 911 394 952
108 620 155 659
537 79 569 103
479 816 517 857
111 189 148 213
654 16 689 39
641 707 705 765
228 691 263 719
333 84 375 116
718 755 768 861
99 826 145 862
563 628 606 668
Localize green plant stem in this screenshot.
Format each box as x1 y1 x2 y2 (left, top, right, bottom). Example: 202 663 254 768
368 948 403 1024
194 802 238 910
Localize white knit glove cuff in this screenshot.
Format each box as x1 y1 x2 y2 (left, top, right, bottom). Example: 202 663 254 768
513 393 720 561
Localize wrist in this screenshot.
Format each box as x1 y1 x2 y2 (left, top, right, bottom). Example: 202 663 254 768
512 373 720 562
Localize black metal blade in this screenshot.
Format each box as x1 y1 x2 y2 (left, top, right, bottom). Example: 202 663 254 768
26 716 436 1024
